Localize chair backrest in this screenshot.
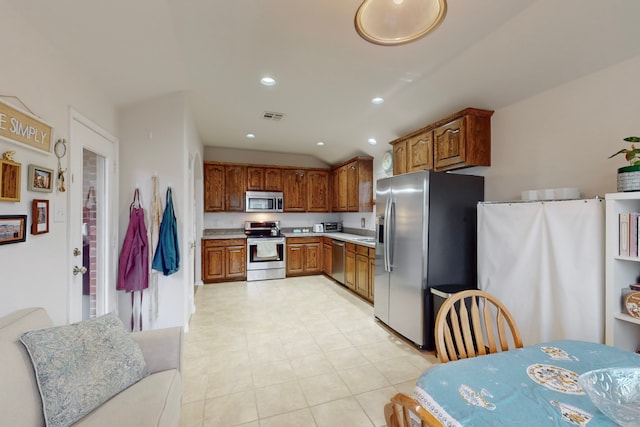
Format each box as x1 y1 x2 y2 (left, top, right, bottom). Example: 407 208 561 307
434 289 523 363
384 393 442 427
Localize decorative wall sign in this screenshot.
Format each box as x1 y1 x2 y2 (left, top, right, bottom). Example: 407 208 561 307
0 99 53 153
0 215 26 244
31 199 49 235
27 164 54 193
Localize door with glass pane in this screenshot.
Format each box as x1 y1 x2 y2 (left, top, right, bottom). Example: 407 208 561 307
69 110 118 322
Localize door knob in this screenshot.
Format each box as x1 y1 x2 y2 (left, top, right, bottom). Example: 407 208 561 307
73 265 87 276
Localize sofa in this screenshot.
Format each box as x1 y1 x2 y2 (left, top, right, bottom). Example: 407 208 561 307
0 307 183 427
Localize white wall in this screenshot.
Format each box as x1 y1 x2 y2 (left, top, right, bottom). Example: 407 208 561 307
117 92 202 331
479 55 640 201
0 5 116 325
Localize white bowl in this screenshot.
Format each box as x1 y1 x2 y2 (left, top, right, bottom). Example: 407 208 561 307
578 367 640 426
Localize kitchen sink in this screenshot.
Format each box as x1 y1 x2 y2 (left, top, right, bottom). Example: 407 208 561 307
353 237 376 243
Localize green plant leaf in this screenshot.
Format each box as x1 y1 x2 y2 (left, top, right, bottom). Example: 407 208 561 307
624 136 640 142
609 149 629 158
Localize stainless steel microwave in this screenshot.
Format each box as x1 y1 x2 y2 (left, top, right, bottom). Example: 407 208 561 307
245 191 284 213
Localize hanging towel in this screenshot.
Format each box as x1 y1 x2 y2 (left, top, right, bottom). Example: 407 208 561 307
117 189 149 292
116 189 148 331
148 176 162 323
256 241 278 258
152 187 180 275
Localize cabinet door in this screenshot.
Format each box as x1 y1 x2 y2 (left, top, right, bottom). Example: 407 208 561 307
204 164 225 212
225 245 246 279
307 170 329 212
286 244 304 275
264 168 282 191
225 165 246 211
283 170 307 212
393 140 407 175
246 167 264 191
368 249 375 301
322 242 332 276
335 165 348 212
407 132 433 172
355 251 369 297
202 245 224 282
304 242 322 273
347 162 359 212
345 244 355 291
433 118 465 170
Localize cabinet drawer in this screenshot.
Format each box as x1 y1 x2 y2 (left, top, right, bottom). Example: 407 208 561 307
287 237 321 244
345 242 355 253
356 245 369 256
203 238 246 247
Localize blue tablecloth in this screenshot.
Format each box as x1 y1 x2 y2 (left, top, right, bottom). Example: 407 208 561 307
414 340 640 426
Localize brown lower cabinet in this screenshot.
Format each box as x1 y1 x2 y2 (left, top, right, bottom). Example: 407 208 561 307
345 243 356 291
286 237 322 276
202 238 246 283
322 237 332 276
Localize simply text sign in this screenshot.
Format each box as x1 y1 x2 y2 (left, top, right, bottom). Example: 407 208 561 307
0 100 52 153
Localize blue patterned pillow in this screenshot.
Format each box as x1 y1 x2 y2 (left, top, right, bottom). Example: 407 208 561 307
20 312 148 427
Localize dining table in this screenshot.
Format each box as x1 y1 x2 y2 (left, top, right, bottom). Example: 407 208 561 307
413 340 640 426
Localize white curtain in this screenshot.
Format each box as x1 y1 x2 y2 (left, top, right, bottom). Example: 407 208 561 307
477 199 604 345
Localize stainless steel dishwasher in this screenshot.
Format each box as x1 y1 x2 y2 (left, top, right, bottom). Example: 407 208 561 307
331 239 345 284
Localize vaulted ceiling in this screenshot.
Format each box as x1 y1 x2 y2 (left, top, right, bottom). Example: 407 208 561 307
7 0 640 164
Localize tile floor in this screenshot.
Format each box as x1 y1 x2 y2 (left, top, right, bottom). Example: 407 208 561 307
179 275 438 427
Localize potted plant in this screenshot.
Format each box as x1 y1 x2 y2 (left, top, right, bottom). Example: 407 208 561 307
610 136 640 192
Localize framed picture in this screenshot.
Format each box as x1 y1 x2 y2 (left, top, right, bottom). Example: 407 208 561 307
28 164 54 193
0 215 27 245
31 199 49 235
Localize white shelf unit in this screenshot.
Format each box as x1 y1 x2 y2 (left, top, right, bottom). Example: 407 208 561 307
605 192 640 352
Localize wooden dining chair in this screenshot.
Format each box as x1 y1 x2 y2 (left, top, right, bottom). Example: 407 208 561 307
434 289 523 363
384 392 443 427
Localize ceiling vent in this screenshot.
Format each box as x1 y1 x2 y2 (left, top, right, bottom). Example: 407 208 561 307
262 111 285 121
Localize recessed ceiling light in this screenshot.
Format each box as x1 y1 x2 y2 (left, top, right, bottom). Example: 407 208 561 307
316 141 325 146
246 133 255 139
371 97 384 104
368 138 377 145
260 77 276 86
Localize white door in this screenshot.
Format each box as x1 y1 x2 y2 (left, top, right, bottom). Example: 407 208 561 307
68 110 118 322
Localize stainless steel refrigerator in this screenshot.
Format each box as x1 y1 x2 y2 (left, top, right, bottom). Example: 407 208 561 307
374 170 484 349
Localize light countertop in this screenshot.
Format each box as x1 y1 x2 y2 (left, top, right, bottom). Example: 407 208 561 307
202 229 376 248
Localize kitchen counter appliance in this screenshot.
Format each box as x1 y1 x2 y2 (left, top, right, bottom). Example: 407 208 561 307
245 191 283 213
244 221 285 281
331 239 345 284
323 222 342 232
375 170 484 349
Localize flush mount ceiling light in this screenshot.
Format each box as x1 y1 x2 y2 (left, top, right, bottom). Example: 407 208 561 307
245 133 255 139
355 0 447 46
316 141 325 146
371 97 384 104
260 76 276 86
368 138 377 145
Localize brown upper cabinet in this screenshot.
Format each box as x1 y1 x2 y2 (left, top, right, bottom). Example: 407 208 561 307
330 156 373 212
282 169 307 212
390 108 493 174
204 163 225 212
225 165 246 211
204 157 372 213
247 166 282 191
306 170 330 212
392 140 407 176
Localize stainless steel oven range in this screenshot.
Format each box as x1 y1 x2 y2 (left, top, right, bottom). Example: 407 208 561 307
244 221 286 281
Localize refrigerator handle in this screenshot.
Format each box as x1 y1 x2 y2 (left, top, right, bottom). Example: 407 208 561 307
384 197 393 272
388 199 395 271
